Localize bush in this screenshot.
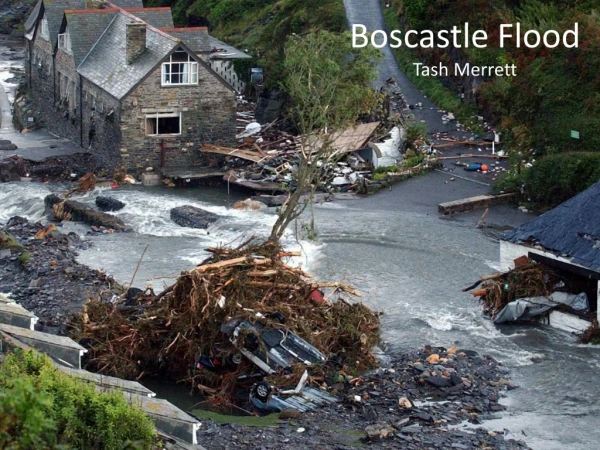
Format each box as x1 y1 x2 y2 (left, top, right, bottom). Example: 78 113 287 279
0 350 156 450
523 152 600 209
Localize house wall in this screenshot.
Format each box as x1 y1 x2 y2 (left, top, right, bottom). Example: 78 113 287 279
500 240 600 322
82 80 122 170
53 45 81 145
120 59 236 170
29 27 55 129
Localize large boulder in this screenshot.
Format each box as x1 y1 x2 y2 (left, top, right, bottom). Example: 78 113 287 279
251 195 287 208
170 205 219 229
96 196 125 212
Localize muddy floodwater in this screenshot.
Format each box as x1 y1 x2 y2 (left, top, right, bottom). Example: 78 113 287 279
1 174 599 450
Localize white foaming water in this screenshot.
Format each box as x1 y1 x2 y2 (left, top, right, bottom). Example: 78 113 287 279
0 182 51 222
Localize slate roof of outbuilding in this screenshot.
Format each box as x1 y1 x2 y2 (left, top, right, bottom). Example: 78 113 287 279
63 9 119 66
159 27 210 53
502 181 600 272
24 0 43 35
208 36 251 59
77 11 180 99
124 8 174 29
106 0 144 7
43 0 87 47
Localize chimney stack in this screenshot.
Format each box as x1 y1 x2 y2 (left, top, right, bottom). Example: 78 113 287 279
126 22 146 64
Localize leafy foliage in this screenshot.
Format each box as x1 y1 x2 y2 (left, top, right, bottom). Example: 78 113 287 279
269 31 381 239
390 0 600 207
0 350 156 450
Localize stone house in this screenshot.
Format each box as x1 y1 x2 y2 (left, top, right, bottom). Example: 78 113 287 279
23 0 239 171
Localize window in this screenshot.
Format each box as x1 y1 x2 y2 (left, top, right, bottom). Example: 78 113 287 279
161 50 198 86
145 112 181 135
58 27 71 53
40 16 49 39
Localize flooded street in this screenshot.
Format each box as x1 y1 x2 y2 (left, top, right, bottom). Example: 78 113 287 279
1 26 598 449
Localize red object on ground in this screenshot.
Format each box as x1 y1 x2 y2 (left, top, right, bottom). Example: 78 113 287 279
308 289 326 304
110 182 119 188
481 164 489 172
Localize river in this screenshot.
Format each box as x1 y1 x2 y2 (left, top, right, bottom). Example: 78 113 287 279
1 25 598 450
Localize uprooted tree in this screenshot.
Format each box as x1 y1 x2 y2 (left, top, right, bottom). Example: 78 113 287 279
269 30 382 241
68 32 384 410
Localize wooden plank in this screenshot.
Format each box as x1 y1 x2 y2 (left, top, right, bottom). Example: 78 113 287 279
200 144 265 163
438 193 515 215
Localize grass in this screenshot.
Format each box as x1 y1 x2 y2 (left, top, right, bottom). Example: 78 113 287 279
191 409 281 427
382 8 484 134
0 232 24 252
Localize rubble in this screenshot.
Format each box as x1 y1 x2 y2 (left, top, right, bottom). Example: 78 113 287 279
465 259 594 325
68 239 381 410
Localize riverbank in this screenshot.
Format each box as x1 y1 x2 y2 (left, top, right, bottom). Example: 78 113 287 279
0 215 121 334
0 213 530 449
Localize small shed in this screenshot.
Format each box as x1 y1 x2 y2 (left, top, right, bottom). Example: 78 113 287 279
499 181 600 332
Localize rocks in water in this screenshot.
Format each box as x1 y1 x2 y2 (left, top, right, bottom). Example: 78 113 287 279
232 198 265 210
170 205 219 229
0 139 17 151
252 195 287 207
44 194 126 231
95 196 125 212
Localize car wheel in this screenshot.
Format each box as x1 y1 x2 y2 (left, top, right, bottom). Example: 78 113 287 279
253 382 272 403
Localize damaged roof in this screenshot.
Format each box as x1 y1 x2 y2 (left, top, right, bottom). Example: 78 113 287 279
161 27 211 53
63 9 119 66
77 11 179 99
502 181 600 272
208 36 251 59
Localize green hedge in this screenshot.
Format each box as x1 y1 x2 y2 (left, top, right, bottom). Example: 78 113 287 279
0 350 156 450
524 152 600 209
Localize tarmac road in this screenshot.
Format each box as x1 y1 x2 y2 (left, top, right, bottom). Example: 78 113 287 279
342 0 508 189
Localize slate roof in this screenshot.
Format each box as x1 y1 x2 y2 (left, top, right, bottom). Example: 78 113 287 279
160 27 210 53
78 11 179 99
24 0 43 36
63 9 119 66
502 181 600 272
208 36 251 59
106 0 143 7
125 8 174 29
43 0 87 47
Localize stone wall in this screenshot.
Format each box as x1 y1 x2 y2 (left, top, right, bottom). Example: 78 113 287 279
52 46 81 146
120 58 236 170
82 80 122 170
29 31 55 130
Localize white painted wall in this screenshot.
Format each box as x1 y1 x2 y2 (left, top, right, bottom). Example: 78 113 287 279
500 240 600 322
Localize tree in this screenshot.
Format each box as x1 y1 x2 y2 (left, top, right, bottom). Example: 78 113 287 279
269 30 382 241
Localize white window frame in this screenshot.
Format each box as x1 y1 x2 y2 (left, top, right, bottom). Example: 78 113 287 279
40 16 49 39
145 112 182 136
161 51 198 86
58 27 72 53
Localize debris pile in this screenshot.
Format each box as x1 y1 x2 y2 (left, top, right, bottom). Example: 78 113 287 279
465 259 593 325
69 239 381 408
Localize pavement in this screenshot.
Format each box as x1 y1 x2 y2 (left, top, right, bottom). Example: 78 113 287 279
0 34 87 163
